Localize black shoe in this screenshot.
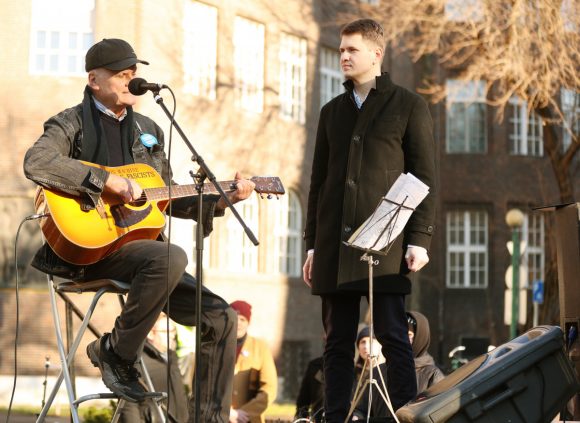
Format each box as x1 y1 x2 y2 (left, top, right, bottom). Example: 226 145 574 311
86 333 147 402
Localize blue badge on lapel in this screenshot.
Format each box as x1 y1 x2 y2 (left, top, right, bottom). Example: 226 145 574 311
139 133 158 148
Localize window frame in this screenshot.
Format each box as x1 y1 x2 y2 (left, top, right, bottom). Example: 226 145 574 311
508 97 544 157
279 33 308 124
561 88 579 152
521 213 545 284
182 1 218 100
445 79 488 154
223 195 260 272
446 210 489 288
29 0 95 76
274 190 303 277
319 46 343 107
233 16 265 113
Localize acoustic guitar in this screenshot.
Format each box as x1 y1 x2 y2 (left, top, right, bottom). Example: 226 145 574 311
34 162 285 265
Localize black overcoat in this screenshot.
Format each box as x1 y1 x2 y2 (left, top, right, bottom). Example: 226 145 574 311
304 73 437 295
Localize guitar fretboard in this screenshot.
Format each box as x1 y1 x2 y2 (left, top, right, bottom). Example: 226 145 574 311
144 181 238 201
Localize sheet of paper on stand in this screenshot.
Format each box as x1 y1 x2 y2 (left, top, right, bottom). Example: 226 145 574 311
347 172 429 252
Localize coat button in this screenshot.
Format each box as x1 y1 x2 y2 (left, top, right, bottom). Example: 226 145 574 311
348 179 356 187
352 135 360 143
345 226 352 233
427 225 434 233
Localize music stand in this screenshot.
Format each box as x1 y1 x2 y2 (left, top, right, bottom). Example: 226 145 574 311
343 196 415 423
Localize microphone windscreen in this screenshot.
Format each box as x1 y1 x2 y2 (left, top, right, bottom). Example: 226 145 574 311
128 78 148 96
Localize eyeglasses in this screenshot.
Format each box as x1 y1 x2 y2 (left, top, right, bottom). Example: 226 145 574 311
407 314 417 333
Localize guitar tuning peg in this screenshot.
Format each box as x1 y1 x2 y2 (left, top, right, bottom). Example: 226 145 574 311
276 195 280 200
260 193 264 199
267 194 272 199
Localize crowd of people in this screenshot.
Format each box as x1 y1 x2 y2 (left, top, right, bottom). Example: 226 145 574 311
114 306 444 422
295 312 444 422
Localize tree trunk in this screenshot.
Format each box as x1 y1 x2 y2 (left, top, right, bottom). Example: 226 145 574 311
536 105 578 204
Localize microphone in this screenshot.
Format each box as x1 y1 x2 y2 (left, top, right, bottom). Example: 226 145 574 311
128 78 168 96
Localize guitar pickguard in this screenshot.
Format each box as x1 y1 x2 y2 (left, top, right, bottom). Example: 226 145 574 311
110 203 154 228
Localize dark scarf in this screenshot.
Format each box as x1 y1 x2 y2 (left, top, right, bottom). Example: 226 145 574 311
236 334 247 360
80 85 135 165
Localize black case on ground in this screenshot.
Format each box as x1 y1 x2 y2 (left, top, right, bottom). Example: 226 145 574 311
396 326 579 423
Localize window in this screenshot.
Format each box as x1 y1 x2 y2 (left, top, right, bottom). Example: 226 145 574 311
562 89 579 152
319 47 343 107
508 97 543 156
521 213 545 284
29 0 94 75
445 0 484 22
165 220 210 273
183 1 217 99
446 210 488 288
234 17 265 113
223 195 259 272
278 340 310 401
561 0 579 33
446 80 487 153
279 33 308 124
274 190 303 277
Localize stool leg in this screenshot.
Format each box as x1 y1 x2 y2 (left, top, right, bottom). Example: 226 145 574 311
37 283 110 423
65 301 77 401
110 399 125 423
138 357 167 423
36 276 80 423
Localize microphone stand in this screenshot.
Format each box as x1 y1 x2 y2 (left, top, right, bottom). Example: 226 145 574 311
150 89 259 423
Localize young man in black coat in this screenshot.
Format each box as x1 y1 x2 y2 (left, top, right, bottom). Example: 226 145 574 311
302 19 437 423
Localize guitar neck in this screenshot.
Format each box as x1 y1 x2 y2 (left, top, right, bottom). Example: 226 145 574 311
144 181 238 201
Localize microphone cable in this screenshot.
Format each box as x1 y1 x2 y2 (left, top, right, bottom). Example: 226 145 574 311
5 213 48 423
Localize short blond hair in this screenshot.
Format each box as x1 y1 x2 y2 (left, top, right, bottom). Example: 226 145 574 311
341 18 385 50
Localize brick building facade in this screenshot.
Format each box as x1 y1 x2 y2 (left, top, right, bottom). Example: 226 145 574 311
0 0 575 409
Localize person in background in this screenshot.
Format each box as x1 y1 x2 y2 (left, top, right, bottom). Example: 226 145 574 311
353 326 385 386
175 323 196 395
352 313 445 421
118 313 189 422
406 311 445 393
295 355 324 422
230 300 278 423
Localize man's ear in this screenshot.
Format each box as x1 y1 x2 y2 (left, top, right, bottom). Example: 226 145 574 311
87 70 99 91
374 46 384 64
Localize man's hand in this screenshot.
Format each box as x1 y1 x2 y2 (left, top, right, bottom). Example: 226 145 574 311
217 172 255 210
229 408 250 423
405 245 429 272
302 252 314 287
105 173 143 203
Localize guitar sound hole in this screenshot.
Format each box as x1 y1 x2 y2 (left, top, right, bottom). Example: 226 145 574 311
131 198 147 207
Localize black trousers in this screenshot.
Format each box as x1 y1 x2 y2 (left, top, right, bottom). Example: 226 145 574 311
321 294 417 423
81 239 236 423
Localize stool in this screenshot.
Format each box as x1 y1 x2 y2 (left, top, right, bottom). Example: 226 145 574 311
36 275 166 423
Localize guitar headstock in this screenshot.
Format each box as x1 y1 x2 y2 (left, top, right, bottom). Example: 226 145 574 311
251 176 285 199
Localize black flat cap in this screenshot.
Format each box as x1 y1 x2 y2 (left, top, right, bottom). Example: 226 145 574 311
85 38 149 72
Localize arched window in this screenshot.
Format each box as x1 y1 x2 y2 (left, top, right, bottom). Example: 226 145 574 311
223 195 259 272
274 190 303 277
